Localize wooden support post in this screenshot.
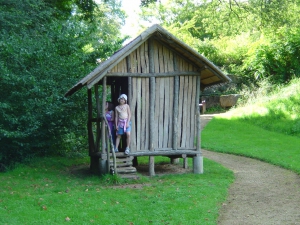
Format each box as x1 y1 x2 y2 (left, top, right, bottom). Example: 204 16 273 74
88 88 100 174
100 77 108 175
87 89 94 156
173 56 179 150
149 38 155 176
102 77 107 154
95 85 101 152
182 154 188 169
193 154 203 173
193 76 203 174
171 158 179 164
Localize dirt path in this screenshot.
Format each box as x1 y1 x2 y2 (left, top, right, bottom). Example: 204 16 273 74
201 114 300 225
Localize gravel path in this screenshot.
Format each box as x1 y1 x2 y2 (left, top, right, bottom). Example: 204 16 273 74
201 114 300 225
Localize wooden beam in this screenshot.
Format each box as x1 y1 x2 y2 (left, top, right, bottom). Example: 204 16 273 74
92 149 199 157
106 71 200 77
126 150 199 157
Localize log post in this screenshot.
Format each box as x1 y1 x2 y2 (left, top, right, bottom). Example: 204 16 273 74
87 89 94 156
193 76 203 174
149 38 155 176
102 77 107 154
100 77 108 175
182 154 188 169
95 85 101 152
88 88 100 174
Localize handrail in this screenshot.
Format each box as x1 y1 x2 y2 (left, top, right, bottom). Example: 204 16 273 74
102 116 117 175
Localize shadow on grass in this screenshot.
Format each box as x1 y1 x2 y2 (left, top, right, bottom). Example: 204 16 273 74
66 162 193 179
136 163 192 176
67 164 95 179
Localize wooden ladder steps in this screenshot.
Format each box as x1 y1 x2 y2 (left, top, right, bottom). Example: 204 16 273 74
110 153 138 178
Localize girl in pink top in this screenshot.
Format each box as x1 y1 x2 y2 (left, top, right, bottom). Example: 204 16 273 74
105 101 115 147
115 94 131 154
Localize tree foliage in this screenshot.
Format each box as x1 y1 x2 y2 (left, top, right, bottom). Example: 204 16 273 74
139 0 300 83
0 0 125 170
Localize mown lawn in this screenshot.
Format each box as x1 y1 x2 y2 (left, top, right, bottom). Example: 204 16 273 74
0 156 233 225
202 77 300 176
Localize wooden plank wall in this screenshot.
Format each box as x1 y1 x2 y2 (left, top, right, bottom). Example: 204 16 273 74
129 42 150 152
177 57 197 149
152 41 175 150
112 40 198 152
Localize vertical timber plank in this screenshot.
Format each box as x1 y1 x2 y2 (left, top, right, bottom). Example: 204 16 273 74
145 77 150 149
136 77 141 151
141 77 146 150
180 64 189 148
153 40 160 149
163 46 169 148
140 43 146 150
173 55 179 150
168 51 174 148
177 71 184 146
149 38 155 176
130 51 137 152
158 43 164 148
144 41 150 150
185 76 194 148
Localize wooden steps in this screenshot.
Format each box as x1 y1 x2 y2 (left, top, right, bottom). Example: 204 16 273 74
110 152 138 179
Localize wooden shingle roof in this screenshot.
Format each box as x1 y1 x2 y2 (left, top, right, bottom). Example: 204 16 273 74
65 24 230 97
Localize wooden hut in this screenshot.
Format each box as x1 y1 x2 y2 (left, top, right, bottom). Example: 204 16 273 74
65 24 231 177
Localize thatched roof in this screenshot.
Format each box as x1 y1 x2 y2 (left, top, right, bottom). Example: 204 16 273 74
65 24 231 97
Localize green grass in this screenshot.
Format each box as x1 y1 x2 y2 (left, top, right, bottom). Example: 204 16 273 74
202 78 300 175
235 77 300 138
0 156 233 225
202 117 300 174
2 79 299 225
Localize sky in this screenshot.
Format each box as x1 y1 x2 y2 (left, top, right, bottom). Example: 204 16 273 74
120 0 142 36
95 0 162 40
95 0 143 36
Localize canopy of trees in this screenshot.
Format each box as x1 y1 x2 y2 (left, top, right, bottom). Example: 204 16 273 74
139 0 300 83
0 0 126 170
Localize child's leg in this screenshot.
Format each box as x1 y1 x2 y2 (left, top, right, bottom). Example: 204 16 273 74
115 134 121 150
126 132 130 148
124 132 130 154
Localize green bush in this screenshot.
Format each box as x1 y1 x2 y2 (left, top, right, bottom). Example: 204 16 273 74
0 0 125 170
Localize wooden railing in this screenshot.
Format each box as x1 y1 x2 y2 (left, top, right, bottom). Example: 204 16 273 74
103 116 117 174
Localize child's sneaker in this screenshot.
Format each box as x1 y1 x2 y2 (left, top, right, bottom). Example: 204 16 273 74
114 148 119 153
125 147 130 155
